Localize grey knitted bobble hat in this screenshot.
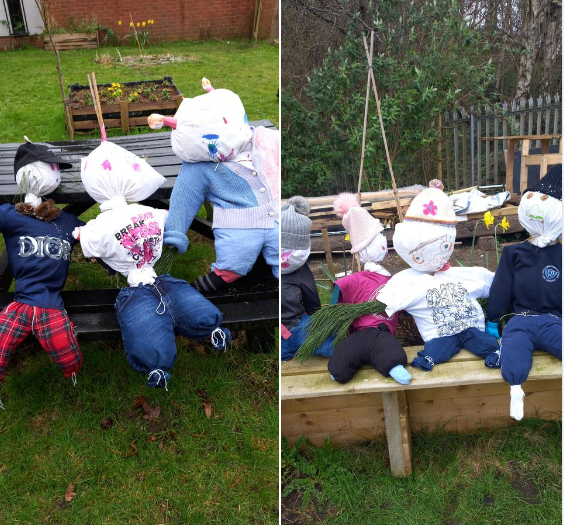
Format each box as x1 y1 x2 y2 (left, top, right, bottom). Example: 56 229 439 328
281 196 312 250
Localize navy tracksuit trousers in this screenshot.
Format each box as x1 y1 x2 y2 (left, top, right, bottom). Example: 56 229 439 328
500 314 562 385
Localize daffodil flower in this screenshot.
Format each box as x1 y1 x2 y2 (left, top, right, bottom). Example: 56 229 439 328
137 22 140 27
142 21 146 27
118 20 122 25
500 217 510 232
483 211 495 229
130 21 134 27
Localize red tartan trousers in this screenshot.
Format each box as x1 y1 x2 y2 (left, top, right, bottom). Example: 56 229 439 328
0 302 82 384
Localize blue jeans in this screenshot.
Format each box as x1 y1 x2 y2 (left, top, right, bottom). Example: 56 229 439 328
412 327 499 371
281 314 334 361
115 274 223 377
212 223 279 278
500 314 562 385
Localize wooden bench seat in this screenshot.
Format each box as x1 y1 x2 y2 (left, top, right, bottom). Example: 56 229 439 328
0 273 279 350
281 347 562 477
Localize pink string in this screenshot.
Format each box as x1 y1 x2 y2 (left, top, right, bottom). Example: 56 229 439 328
100 123 107 142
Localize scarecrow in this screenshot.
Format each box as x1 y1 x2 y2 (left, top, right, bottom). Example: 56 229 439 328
486 164 562 420
299 182 500 374
0 140 83 399
326 193 411 385
148 78 280 292
74 139 230 390
377 181 500 371
280 196 334 361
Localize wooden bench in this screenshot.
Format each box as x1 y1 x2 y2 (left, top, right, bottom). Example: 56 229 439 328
0 122 279 351
281 347 562 477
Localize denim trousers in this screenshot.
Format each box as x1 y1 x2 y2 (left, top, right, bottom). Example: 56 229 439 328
115 274 223 375
281 313 334 362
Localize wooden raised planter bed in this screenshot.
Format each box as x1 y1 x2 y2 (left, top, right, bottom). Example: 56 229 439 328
66 77 183 135
45 33 98 51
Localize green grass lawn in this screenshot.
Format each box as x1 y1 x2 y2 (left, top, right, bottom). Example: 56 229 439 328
0 39 279 524
0 39 279 143
282 420 562 524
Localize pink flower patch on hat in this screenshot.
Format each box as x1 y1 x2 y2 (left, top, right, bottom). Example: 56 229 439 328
423 200 437 216
102 159 112 171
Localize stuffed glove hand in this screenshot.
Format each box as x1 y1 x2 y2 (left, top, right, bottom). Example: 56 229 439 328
485 321 500 339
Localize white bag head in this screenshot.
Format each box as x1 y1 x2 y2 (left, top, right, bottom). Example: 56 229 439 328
80 141 166 210
393 181 457 272
171 86 252 163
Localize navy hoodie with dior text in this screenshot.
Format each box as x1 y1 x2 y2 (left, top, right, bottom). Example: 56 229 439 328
0 204 84 309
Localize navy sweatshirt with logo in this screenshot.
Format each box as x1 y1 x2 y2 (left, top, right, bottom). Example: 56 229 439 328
487 241 562 322
0 204 84 309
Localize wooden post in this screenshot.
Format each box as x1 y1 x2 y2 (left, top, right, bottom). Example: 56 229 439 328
362 32 403 222
382 391 412 478
519 138 530 194
252 0 262 40
321 228 335 279
270 0 279 45
505 139 515 193
120 100 130 134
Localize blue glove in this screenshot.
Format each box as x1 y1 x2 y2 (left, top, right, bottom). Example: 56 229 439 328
485 321 500 339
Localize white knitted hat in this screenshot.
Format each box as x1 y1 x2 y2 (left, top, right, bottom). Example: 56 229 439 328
334 193 384 254
404 183 457 225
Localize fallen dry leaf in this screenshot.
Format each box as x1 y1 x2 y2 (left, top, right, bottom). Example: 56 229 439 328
64 483 77 503
100 417 114 430
132 396 147 409
197 389 213 418
142 402 161 421
128 441 139 457
147 435 159 443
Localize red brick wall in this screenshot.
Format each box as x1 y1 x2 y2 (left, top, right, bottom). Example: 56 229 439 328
46 0 276 41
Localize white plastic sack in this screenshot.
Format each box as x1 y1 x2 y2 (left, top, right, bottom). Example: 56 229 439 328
16 161 61 206
171 89 252 163
393 222 456 273
518 191 562 247
80 141 165 206
450 189 510 216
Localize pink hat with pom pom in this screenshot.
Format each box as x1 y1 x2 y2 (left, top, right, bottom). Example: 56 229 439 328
334 193 384 254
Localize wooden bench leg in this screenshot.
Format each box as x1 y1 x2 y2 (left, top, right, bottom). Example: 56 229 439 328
246 327 276 353
382 391 412 477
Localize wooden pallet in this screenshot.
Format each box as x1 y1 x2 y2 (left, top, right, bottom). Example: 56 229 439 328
44 33 98 51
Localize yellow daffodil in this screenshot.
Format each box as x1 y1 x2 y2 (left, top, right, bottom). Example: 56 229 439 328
118 20 122 25
142 21 146 27
136 22 140 27
500 217 510 232
483 211 495 229
129 21 134 27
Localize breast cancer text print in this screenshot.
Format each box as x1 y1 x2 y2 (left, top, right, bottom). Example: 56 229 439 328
114 212 162 268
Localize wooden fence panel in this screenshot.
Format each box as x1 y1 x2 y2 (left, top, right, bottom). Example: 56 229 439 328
441 95 562 191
